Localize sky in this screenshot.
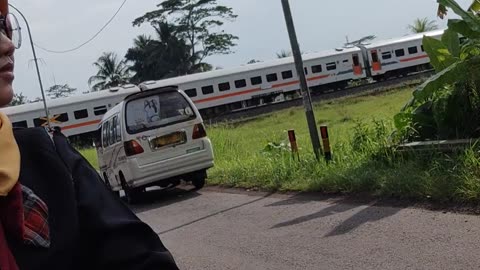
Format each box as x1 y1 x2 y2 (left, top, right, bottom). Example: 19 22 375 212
11 0 472 100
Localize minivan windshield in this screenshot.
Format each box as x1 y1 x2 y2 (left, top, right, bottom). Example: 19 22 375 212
126 91 196 134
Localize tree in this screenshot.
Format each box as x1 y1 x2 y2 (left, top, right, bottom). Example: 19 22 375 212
408 18 439 33
9 92 28 106
437 0 480 19
46 84 77 99
133 0 238 72
395 0 480 141
126 22 196 83
276 50 292 59
88 52 131 92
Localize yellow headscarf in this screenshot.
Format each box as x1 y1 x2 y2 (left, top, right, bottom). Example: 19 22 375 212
0 112 20 196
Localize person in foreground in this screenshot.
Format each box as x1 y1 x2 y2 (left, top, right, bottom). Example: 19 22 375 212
0 1 179 269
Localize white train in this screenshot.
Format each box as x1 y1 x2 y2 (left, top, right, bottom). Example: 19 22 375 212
0 30 444 141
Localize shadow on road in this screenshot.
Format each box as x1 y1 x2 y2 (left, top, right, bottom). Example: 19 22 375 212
270 198 361 229
270 195 403 236
156 192 274 236
131 186 202 214
324 203 402 237
266 193 341 207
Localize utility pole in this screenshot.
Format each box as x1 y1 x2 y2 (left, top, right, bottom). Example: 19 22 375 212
281 0 322 160
9 4 50 128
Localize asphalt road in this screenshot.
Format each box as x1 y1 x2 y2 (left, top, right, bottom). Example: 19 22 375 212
132 188 480 270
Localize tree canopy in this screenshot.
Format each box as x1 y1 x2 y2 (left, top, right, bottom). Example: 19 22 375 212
133 0 238 71
88 52 131 91
408 18 439 33
46 84 77 99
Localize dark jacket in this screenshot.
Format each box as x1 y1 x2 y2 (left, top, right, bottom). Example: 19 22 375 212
8 127 179 270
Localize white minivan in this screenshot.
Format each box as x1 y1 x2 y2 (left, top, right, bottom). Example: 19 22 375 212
96 85 214 202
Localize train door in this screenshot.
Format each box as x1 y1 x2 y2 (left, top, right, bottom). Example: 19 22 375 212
371 50 382 72
352 53 363 75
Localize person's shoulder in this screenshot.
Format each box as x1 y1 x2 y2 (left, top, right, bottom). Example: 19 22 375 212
13 127 54 149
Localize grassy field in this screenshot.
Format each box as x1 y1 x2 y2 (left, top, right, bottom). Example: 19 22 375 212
80 88 480 203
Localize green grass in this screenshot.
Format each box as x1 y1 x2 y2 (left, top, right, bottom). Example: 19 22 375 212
80 147 98 170
80 88 480 203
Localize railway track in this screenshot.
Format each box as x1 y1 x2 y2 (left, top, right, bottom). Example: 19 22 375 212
206 71 434 125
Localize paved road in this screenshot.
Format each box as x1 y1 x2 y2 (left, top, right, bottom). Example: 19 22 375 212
132 188 480 270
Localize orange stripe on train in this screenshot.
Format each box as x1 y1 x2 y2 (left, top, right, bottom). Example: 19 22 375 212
400 55 429 62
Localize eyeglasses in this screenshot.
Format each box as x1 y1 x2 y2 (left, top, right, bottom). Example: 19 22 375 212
0 13 21 49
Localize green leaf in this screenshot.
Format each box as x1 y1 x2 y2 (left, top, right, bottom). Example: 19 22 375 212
468 0 480 13
448 19 480 39
412 60 467 104
423 36 457 72
441 29 461 57
394 112 413 130
438 0 480 32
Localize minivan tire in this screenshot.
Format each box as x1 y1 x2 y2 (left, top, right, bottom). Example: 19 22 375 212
192 171 207 190
120 174 140 204
103 173 120 197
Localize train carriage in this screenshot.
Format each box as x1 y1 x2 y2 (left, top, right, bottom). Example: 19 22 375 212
0 30 446 142
364 30 444 80
1 85 140 138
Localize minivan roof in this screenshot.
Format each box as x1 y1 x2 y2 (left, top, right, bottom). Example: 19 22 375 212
126 85 179 102
100 102 123 124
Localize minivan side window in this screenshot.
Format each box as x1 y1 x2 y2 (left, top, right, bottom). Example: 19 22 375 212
109 118 116 146
114 115 121 142
102 121 109 147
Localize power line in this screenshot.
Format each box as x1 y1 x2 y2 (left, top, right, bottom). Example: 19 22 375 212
34 0 129 54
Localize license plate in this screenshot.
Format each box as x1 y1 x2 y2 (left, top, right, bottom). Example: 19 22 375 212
150 132 186 149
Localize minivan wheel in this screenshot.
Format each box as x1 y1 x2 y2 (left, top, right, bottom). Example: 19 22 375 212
120 175 139 204
103 174 120 197
192 171 207 190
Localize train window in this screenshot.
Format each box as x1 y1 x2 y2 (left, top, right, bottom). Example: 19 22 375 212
12 120 27 128
201 85 214 95
34 112 69 127
94 106 108 116
326 62 337 71
421 45 425 52
56 113 69 122
304 67 309 75
395 49 405 57
218 82 231 92
382 52 392 60
408 46 418 54
343 59 349 63
184 88 197 97
74 109 88 120
282 70 293 79
371 51 379 62
312 65 323 73
33 118 45 127
235 79 247 88
353 54 360 66
266 73 278 82
251 76 262 85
